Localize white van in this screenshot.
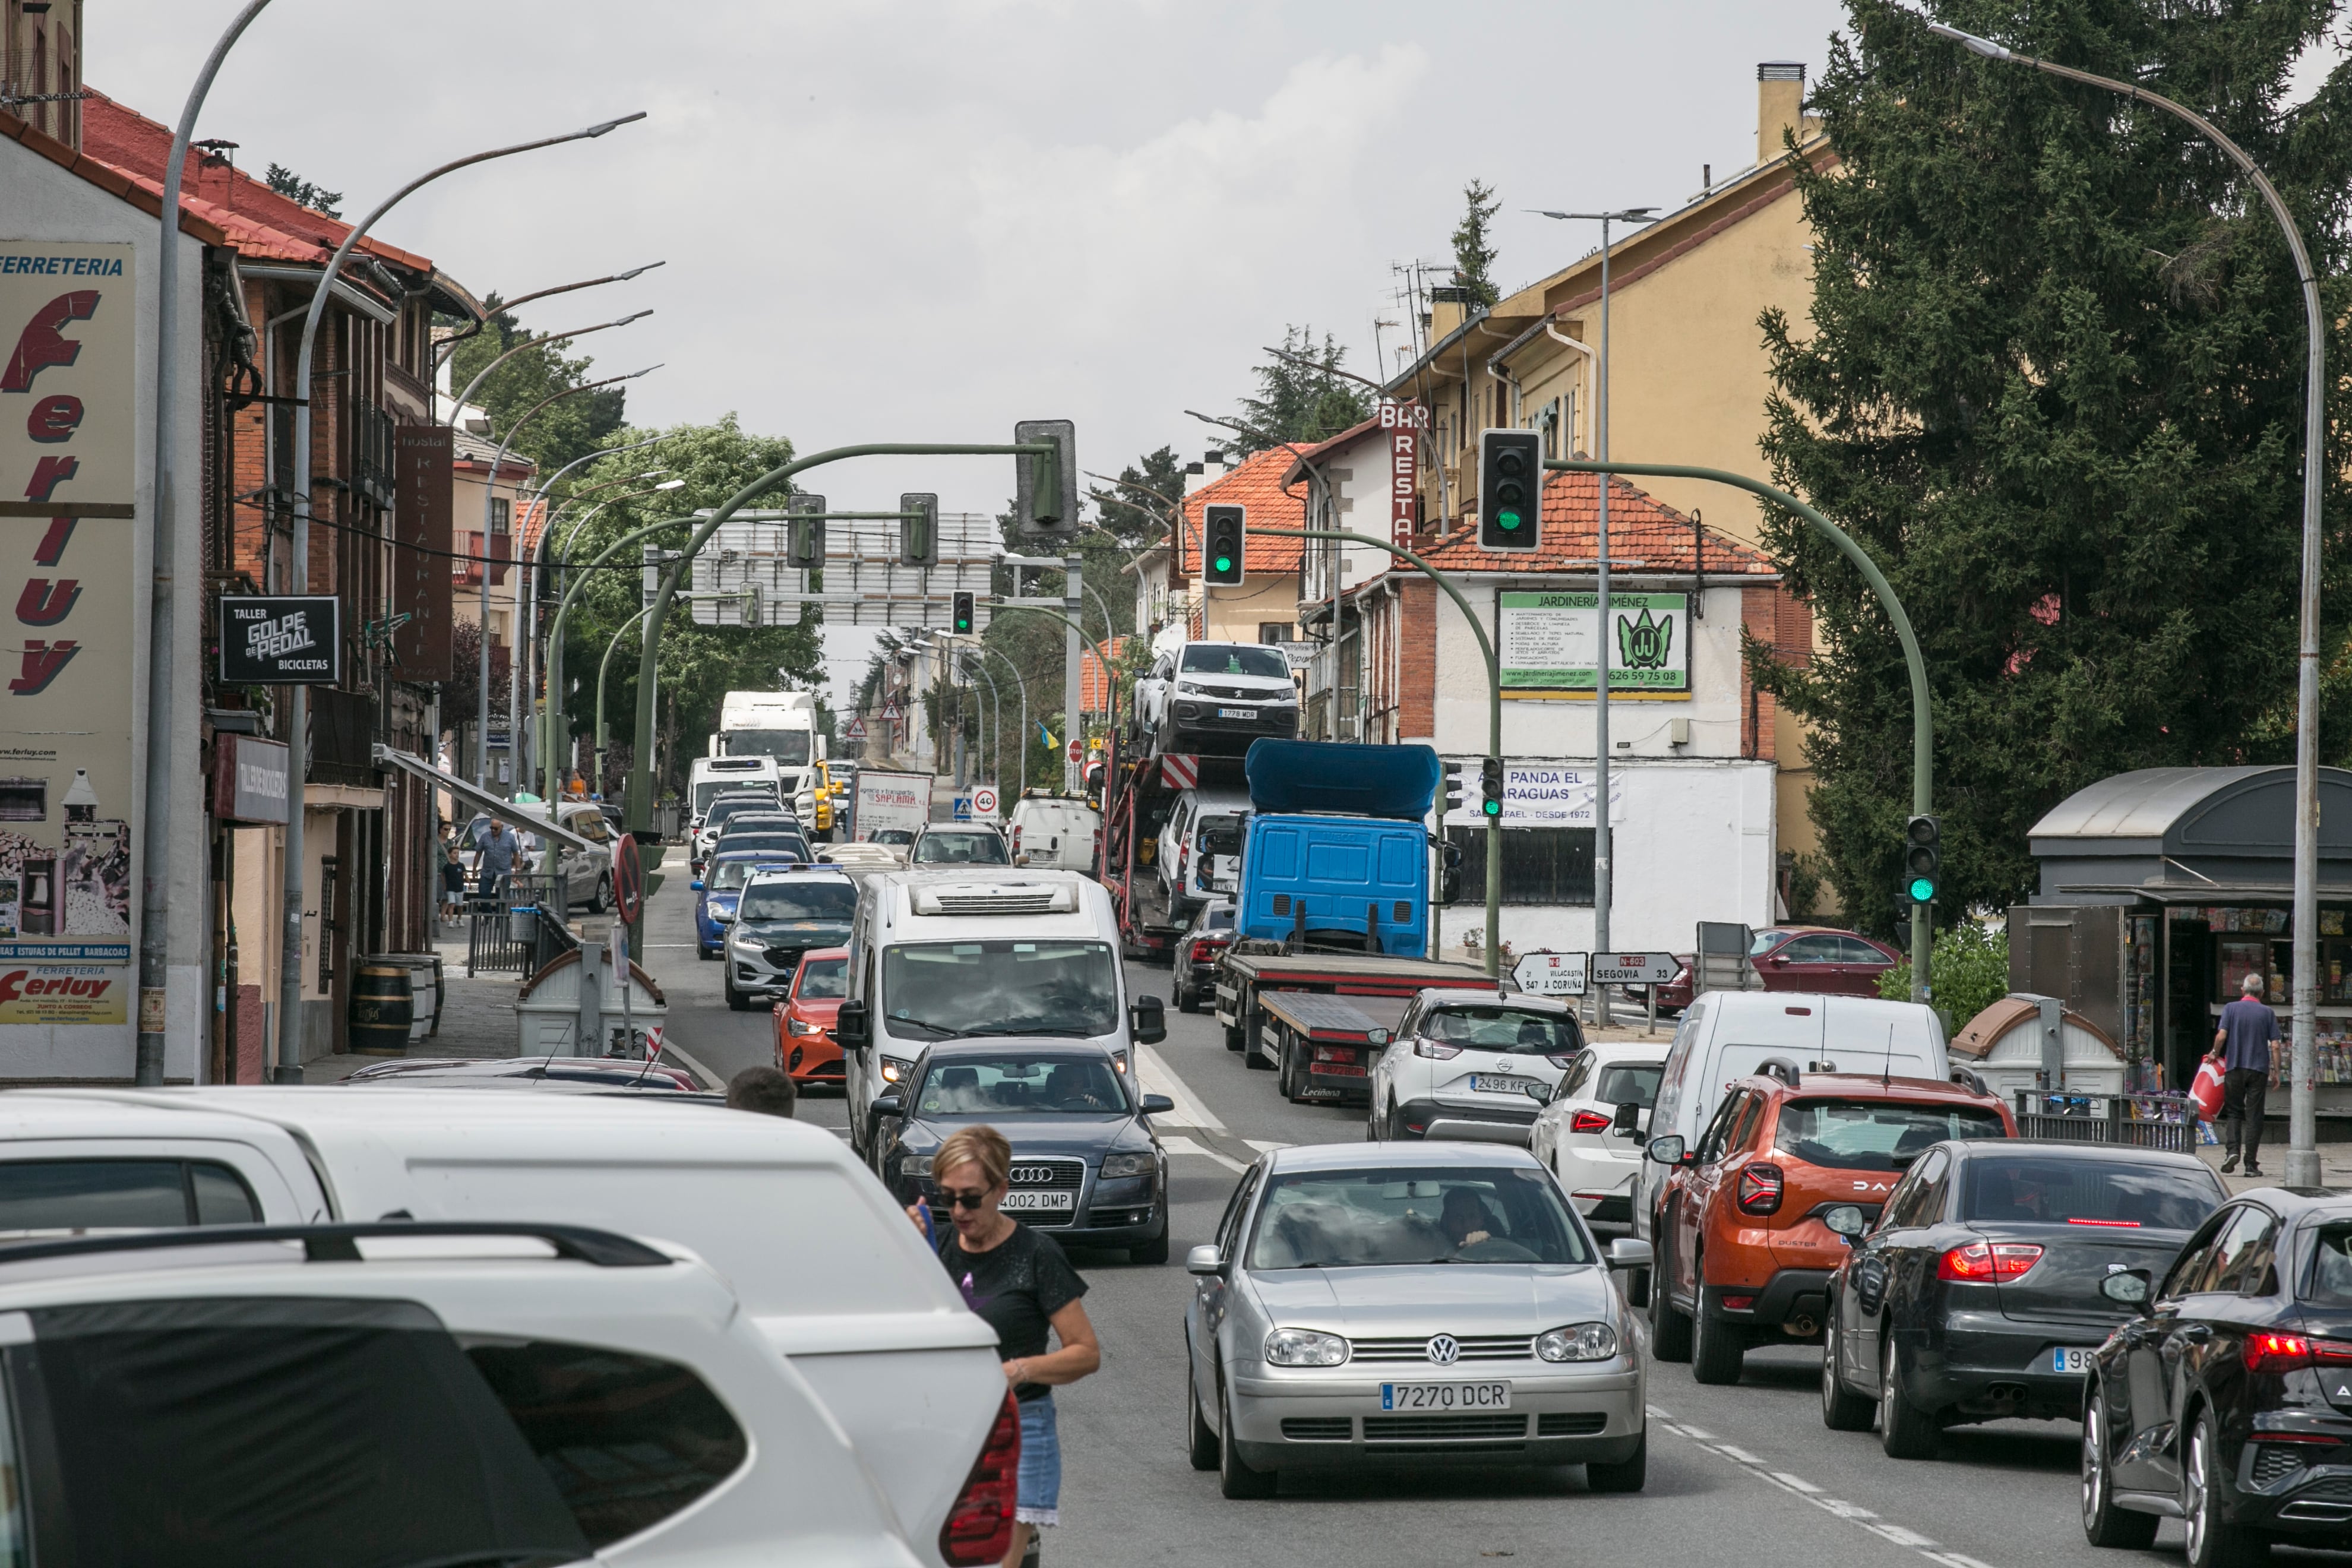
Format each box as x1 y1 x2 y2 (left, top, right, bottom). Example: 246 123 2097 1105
1153 786 1251 913
0 1089 1001 1568
839 868 1165 1160
1631 991 1950 1249
1007 794 1100 872
689 755 783 831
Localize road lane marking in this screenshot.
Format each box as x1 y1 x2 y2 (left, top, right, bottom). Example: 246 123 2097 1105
1652 1421 1999 1568
1158 1134 1246 1174
1131 1041 1224 1131
659 1041 722 1091
1771 1472 1821 1493
1713 1444 1762 1463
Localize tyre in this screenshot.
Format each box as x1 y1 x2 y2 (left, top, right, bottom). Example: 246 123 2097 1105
2184 1407 2266 1568
697 945 715 962
1383 1101 1413 1142
1584 1431 1646 1494
1177 981 1200 1014
1878 1332 1940 1459
725 973 748 1012
1130 1227 1170 1266
1224 1024 1245 1053
589 874 611 914
1187 1362 1219 1472
1820 1311 1874 1431
1279 1034 1304 1102
1648 1235 1693 1364
2081 1387 2159 1548
1217 1382 1277 1499
1690 1280 1747 1386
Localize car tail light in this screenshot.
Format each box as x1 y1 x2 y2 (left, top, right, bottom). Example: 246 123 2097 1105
1414 1039 1460 1060
1312 1045 1357 1064
939 1393 1020 1566
1569 1109 1613 1134
2244 1333 2352 1374
1736 1164 1784 1216
1011 826 1023 854
1936 1241 2044 1281
1545 1053 1579 1070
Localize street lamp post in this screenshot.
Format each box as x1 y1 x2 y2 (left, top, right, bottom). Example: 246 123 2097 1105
443 310 652 434
1922 18 2329 1183
273 112 646 1083
539 478 684 800
966 659 1004 788
978 647 1033 801
594 606 652 792
433 262 663 375
1533 206 1658 1022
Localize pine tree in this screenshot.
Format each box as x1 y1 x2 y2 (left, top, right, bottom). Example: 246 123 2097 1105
1231 327 1370 452
1755 0 2352 938
1451 179 1501 307
263 162 342 219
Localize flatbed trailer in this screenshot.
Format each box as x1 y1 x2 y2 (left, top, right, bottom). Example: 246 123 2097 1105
1095 732 1243 961
1215 949 1496 1101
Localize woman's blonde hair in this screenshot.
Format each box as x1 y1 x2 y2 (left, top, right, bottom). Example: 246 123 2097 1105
934 1125 1011 1190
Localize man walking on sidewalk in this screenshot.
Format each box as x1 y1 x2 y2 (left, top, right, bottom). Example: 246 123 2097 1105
2211 972 2280 1177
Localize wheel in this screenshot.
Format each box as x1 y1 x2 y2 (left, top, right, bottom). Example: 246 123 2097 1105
589 874 611 914
1224 1025 1245 1053
725 972 749 1012
1177 981 1200 1014
2184 1406 2266 1567
1584 1431 1646 1493
1187 1361 1219 1472
1217 1381 1277 1499
1130 1227 1170 1265
1820 1309 1874 1431
1878 1331 1940 1459
697 945 715 962
2081 1386 2159 1548
1279 1033 1304 1102
1648 1225 1692 1363
1690 1278 1747 1386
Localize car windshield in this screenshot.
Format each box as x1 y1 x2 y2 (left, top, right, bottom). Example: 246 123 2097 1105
1749 928 1796 956
738 880 858 922
2309 1224 2352 1307
1247 1166 1592 1269
1775 1098 2009 1171
796 954 848 1000
1181 644 1289 679
717 834 802 859
724 728 813 764
694 778 774 814
913 1054 1129 1116
705 797 779 828
881 940 1120 1041
710 858 792 892
912 830 1009 864
873 829 915 846
1200 906 1235 932
1595 1063 1663 1108
1422 1006 1579 1053
1961 1156 2220 1231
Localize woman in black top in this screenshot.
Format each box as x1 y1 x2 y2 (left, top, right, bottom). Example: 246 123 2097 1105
930 1124 1099 1566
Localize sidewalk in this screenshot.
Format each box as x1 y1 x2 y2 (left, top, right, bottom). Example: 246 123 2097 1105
2195 1139 2352 1195
302 920 523 1082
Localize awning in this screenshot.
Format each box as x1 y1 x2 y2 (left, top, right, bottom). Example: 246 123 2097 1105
2053 881 2352 905
371 744 599 854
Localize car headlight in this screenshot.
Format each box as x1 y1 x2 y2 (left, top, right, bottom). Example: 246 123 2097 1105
787 1016 820 1035
1536 1322 1618 1362
733 933 763 951
899 1155 933 1177
880 1054 913 1084
1100 1152 1155 1178
1263 1327 1349 1367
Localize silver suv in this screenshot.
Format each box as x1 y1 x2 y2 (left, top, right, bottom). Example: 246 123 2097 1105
1135 640 1300 757
725 867 860 1011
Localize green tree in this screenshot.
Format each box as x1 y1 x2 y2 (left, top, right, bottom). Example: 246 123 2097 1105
263 162 342 218
1232 327 1371 451
1879 921 2010 1029
1450 178 1501 307
1754 0 2352 938
444 293 630 476
1088 445 1187 546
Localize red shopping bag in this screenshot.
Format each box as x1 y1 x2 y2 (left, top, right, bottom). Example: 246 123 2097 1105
2189 1056 2225 1121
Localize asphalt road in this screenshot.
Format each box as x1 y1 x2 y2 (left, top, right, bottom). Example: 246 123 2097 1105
630 871 2344 1568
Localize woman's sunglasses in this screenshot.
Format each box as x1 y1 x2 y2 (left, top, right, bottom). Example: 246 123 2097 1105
936 1187 994 1210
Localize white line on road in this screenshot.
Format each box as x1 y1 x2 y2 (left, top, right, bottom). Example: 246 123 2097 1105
1770 1472 1822 1494
1158 1134 1246 1173
1713 1444 1763 1464
1654 1421 2000 1568
660 1041 723 1092
1130 1041 1224 1132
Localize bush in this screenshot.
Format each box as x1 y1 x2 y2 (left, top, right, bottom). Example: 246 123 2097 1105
1877 922 2010 1028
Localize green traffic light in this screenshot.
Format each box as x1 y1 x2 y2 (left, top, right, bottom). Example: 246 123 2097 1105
1482 798 1502 817
1215 555 1232 573
1908 876 1935 902
1497 509 1522 531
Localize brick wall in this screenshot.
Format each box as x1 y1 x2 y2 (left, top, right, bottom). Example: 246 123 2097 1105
1740 583 1782 763
1398 580 1436 738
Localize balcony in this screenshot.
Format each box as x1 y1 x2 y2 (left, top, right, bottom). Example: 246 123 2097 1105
455 531 511 587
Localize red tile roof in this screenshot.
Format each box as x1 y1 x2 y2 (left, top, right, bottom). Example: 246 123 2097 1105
1409 470 1778 576
1175 446 1309 580
0 106 227 244
80 90 434 273
1079 636 1133 712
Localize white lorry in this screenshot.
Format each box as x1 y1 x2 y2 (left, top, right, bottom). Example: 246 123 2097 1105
851 766 934 848
713 690 824 832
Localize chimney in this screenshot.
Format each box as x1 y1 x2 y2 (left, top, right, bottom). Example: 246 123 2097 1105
1185 450 1228 498
1757 61 1807 166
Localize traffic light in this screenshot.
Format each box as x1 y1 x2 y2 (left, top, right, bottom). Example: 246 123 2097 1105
1203 504 1245 586
1014 419 1078 540
788 494 827 570
951 590 976 635
738 584 761 624
1442 761 1470 814
1480 755 1506 819
1478 429 1542 550
900 492 940 567
1904 814 1940 904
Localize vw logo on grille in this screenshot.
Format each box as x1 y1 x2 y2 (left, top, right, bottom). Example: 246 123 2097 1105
1425 1334 1460 1365
1008 1165 1057 1186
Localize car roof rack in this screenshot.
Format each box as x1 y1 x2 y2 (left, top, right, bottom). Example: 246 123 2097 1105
0 1221 671 1269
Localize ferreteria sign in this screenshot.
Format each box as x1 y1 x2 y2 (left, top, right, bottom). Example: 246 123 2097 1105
1498 590 1690 696
217 596 342 685
0 241 138 980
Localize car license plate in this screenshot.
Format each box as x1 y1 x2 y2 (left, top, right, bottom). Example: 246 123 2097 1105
1380 1382 1512 1412
1217 707 1259 720
1472 1074 1541 1095
2048 1346 2096 1374
1000 1191 1074 1213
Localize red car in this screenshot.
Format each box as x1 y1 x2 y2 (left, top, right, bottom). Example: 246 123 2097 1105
772 946 849 1088
1648 926 1901 1013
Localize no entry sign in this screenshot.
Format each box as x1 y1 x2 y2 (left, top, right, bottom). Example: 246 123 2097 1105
613 833 644 925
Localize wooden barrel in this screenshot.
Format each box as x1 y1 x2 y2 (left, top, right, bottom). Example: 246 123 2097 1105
348 962 414 1055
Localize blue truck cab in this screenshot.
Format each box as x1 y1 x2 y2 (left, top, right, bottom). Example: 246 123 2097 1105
1234 740 1440 956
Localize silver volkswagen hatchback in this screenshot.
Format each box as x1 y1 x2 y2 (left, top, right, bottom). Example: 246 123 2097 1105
1183 1142 1652 1498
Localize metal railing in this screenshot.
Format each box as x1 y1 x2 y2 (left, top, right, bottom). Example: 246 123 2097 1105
466 872 577 976
2012 1089 2199 1155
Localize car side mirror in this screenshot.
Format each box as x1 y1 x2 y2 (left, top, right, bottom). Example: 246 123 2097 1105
1186 1244 1226 1277
1606 1238 1653 1271
1769 954 1791 966
1646 1135 1689 1166
1523 1082 1551 1105
1141 1093 1176 1116
1610 1101 1642 1136
689 879 704 891
835 999 871 1049
2100 1270 2152 1310
871 1094 903 1118
1821 1204 1869 1242
1131 994 1166 1045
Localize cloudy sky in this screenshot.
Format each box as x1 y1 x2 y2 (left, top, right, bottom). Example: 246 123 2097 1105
96 1 2342 702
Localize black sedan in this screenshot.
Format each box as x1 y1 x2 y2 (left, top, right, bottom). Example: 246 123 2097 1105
2082 1186 2352 1565
870 1039 1176 1264
1819 1139 2225 1459
1172 898 1234 1014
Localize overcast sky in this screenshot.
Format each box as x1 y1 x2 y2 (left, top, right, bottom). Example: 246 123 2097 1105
96 1 2343 705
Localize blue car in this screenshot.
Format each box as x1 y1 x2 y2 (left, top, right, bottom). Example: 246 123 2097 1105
693 851 801 960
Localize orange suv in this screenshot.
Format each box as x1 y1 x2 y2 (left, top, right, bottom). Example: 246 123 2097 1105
772 947 850 1088
1646 1067 2013 1384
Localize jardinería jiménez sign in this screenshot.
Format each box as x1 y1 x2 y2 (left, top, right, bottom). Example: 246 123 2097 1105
1499 591 1689 694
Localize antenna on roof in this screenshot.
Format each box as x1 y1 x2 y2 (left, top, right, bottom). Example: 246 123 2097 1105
1883 1022 1893 1089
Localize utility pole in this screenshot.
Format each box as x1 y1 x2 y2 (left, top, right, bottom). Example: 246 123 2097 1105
1064 554 1085 791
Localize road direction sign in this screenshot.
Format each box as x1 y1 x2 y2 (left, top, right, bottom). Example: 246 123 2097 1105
972 786 998 818
1512 951 1589 996
843 716 868 740
1591 952 1680 987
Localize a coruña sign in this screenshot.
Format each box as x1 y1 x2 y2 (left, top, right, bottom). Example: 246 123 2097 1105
217 596 341 685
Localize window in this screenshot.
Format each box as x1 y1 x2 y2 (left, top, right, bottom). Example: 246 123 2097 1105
0 1159 260 1234
2307 1224 2352 1307
1882 1149 1950 1228
913 1054 1129 1117
1216 1166 1262 1257
1595 1062 1662 1108
881 940 1120 1043
1247 1166 1592 1269
1420 1005 1582 1054
1836 937 1889 964
1959 1157 2221 1233
1696 1091 1749 1164
2204 1206 2277 1294
911 830 1010 865
1557 1052 1594 1100
1728 1093 1768 1153
738 880 858 923
489 497 511 535
1257 623 1294 646
1776 934 1845 963
2161 1210 2233 1300
1444 826 1594 905
1181 644 1291 679
795 954 848 1000
1772 1098 2008 1172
